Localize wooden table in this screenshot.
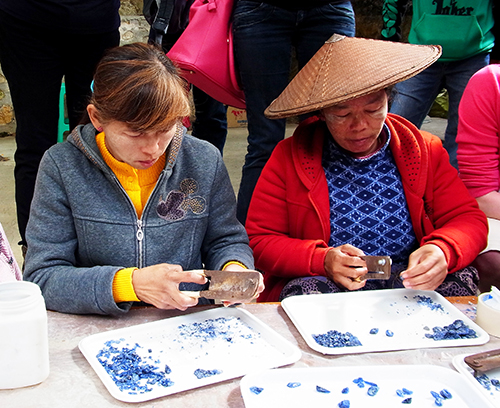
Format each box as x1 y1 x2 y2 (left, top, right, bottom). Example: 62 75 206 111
0 297 497 408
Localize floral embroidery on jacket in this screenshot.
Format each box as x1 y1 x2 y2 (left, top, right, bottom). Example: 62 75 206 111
157 178 206 221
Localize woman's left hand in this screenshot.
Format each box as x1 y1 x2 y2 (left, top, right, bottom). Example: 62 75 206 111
400 244 448 290
221 264 265 306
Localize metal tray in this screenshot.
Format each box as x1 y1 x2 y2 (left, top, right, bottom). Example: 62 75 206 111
281 289 489 355
79 307 301 402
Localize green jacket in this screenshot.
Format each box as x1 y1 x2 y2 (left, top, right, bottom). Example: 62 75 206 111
381 0 495 61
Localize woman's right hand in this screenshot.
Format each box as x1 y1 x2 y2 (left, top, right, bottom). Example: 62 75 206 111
132 264 207 310
324 244 367 290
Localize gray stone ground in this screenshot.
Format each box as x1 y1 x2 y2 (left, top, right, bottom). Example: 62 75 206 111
0 117 447 266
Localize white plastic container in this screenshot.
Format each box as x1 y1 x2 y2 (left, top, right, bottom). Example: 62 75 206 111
0 281 49 389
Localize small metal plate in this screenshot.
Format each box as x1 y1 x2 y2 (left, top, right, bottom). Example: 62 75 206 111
360 255 392 280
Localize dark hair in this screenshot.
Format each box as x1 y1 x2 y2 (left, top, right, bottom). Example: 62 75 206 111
89 43 191 132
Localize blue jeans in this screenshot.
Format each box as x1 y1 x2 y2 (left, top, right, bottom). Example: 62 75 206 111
233 1 355 224
389 52 490 169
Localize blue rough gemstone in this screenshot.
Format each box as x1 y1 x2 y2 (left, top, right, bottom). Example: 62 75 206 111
338 400 350 408
402 397 412 404
386 330 394 337
402 388 413 395
250 386 263 395
396 389 405 397
316 385 331 393
440 389 452 399
367 385 379 396
370 328 379 334
342 387 349 394
287 382 301 388
430 391 441 399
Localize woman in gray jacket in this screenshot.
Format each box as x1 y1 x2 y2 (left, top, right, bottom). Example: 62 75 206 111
24 43 261 315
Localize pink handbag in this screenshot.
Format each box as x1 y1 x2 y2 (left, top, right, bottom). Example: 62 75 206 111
167 0 245 109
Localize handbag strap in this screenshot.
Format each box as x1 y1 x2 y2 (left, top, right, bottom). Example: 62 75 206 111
150 0 176 46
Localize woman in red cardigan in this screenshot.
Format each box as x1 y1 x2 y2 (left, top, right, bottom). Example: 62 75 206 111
246 35 488 302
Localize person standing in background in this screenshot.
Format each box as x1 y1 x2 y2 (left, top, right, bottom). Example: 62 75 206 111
456 64 500 293
0 0 121 253
381 0 495 169
144 0 229 155
232 0 356 224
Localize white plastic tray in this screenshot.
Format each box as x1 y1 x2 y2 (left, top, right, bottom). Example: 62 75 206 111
281 289 489 355
240 365 495 408
453 354 500 407
79 307 301 402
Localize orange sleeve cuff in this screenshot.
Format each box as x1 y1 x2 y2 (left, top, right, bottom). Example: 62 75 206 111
112 267 140 303
222 261 248 270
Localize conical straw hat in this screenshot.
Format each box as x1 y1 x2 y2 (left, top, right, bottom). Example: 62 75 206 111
265 34 442 119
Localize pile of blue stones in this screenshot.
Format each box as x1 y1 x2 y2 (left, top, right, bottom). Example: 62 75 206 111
424 319 477 340
413 295 445 312
193 368 222 379
96 339 174 394
312 330 362 348
476 373 500 392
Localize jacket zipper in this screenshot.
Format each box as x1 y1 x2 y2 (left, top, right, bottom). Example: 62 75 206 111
136 219 144 268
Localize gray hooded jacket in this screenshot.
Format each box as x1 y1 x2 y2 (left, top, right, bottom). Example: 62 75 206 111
24 123 254 315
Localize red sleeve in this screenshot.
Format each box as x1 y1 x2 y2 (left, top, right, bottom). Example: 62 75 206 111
246 139 330 280
421 134 488 272
457 65 500 198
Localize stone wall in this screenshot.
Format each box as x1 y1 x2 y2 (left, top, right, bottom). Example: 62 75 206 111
0 0 412 136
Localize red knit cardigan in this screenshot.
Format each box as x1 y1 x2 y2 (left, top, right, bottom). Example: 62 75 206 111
246 114 488 302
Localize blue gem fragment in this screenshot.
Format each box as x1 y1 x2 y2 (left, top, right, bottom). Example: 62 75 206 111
440 389 452 399
338 400 350 408
370 328 379 334
402 397 412 404
386 330 394 337
396 389 405 397
287 382 301 388
250 386 263 395
367 385 379 396
424 320 477 340
342 387 349 394
402 388 413 395
316 385 331 393
193 368 222 379
313 330 362 348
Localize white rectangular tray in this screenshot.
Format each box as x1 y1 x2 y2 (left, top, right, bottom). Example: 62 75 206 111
281 289 489 355
79 307 301 402
240 365 494 408
453 354 500 407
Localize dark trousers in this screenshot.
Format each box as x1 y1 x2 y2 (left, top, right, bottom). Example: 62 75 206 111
0 9 120 244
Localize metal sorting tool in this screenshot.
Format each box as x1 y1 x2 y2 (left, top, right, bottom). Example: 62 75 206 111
359 255 392 280
183 270 261 300
464 348 500 377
